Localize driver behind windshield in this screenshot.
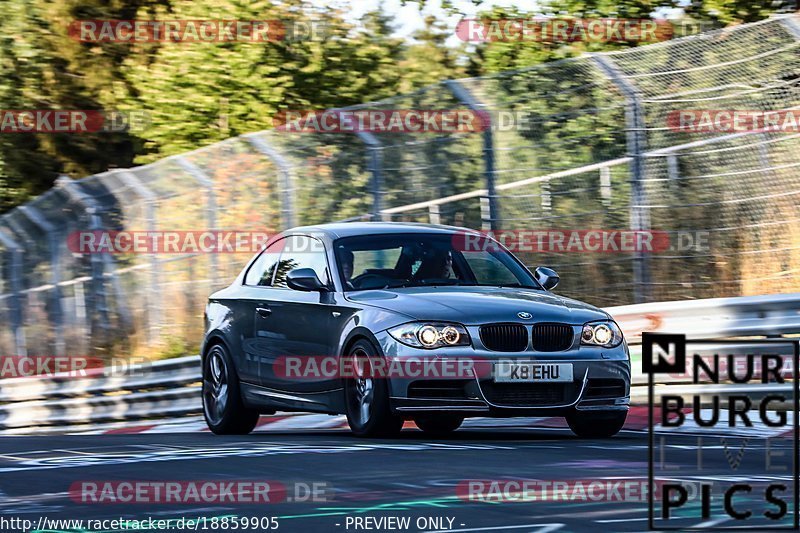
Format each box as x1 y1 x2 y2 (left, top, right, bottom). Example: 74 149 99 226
335 233 537 291
413 249 453 281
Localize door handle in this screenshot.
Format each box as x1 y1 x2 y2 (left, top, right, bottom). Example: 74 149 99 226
256 307 272 318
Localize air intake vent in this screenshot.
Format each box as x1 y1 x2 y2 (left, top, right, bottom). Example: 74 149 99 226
531 323 574 352
585 378 626 398
408 380 468 400
481 382 577 406
479 323 528 352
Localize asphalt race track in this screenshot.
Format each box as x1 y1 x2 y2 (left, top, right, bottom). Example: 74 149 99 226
0 421 791 533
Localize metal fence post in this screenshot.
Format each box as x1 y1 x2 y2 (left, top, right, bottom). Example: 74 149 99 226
18 205 65 357
0 228 26 356
592 55 652 303
244 133 296 229
57 176 124 345
356 132 384 220
117 170 161 346
428 204 441 225
444 79 498 231
666 155 679 182
3 216 37 353
600 167 612 206
174 157 219 283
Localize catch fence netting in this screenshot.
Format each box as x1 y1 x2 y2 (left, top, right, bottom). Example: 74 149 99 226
1 15 798 355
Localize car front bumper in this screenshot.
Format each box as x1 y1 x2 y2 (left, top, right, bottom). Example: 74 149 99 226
375 326 631 417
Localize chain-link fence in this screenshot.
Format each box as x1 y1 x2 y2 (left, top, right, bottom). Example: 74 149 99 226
1 15 799 357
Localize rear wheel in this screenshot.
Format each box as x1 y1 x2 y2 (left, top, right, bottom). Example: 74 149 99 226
566 410 627 438
344 339 403 438
203 343 259 435
414 415 463 435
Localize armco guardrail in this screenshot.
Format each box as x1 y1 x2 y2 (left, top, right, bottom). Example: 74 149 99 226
608 292 800 342
608 292 800 385
0 355 200 430
0 293 797 431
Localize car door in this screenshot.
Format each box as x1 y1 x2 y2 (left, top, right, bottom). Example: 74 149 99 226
258 234 339 393
239 238 285 386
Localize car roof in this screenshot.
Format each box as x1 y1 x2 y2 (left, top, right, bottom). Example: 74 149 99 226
284 221 481 240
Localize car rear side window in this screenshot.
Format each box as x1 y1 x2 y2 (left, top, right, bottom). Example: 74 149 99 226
273 235 331 288
244 239 283 286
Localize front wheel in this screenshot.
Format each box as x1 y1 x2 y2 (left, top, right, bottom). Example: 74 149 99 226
343 339 403 438
566 410 627 438
203 343 259 435
414 415 463 435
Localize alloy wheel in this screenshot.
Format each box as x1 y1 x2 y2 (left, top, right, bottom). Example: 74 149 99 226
203 347 229 425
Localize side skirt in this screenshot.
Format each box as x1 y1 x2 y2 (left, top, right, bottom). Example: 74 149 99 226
240 381 345 415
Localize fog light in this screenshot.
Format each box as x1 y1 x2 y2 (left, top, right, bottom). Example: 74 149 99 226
418 325 439 347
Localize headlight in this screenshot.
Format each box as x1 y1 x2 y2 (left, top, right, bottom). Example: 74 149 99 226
581 321 623 348
388 322 471 349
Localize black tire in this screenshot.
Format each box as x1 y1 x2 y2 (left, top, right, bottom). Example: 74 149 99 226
566 410 627 438
202 342 260 435
414 415 464 435
343 339 403 438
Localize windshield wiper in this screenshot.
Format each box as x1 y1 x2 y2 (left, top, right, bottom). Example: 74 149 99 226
383 281 412 289
382 279 475 289
494 283 541 289
417 279 476 286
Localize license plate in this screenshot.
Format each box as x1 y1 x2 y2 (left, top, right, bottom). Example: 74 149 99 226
494 363 573 383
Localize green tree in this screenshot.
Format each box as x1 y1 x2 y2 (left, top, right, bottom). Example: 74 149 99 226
0 1 452 210
405 0 794 23
121 4 416 162
398 15 465 93
0 0 167 211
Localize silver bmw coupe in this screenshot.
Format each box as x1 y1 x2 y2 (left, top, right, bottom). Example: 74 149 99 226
202 222 631 437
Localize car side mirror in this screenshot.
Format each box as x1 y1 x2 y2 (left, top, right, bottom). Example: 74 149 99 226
286 268 328 292
534 266 559 291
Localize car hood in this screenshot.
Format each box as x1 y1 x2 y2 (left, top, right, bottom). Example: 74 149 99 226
346 286 609 325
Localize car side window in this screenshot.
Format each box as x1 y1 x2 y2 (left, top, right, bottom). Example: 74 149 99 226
244 239 284 286
273 235 331 288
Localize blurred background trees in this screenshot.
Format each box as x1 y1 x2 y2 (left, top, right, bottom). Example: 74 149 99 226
0 0 793 212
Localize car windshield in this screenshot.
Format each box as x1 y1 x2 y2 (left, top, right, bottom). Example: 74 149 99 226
334 232 540 291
